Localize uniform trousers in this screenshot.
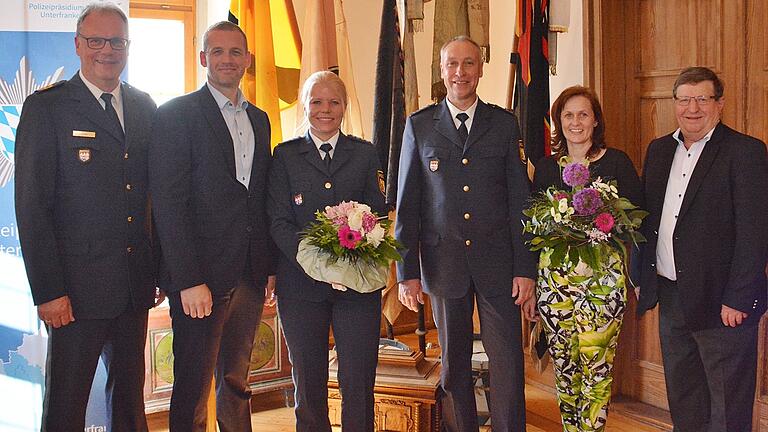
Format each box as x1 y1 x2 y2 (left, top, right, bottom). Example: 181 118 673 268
42 306 148 432
430 282 526 432
657 276 759 432
168 275 264 432
277 288 381 432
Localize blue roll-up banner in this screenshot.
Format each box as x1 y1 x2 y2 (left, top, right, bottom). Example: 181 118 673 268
0 1 129 431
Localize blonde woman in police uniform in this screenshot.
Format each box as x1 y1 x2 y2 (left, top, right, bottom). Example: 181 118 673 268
267 71 386 432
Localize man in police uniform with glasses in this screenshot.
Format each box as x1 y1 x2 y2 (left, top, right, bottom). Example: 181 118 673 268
15 3 157 431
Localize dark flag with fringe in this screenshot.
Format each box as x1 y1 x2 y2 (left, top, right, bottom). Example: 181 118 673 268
371 0 405 207
515 0 551 167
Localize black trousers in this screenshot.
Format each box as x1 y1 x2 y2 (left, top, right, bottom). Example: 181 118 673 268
168 277 264 432
430 283 526 432
41 306 149 432
277 288 381 432
657 276 759 432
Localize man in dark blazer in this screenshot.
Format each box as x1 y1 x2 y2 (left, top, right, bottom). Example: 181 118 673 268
637 66 768 432
395 36 537 432
14 4 156 431
149 21 275 432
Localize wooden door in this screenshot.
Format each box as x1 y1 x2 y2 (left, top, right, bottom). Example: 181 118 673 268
746 1 768 428
585 0 768 428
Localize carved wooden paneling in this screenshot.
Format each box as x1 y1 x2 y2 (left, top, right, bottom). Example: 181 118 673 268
743 0 768 428
638 96 678 165
142 304 292 413
746 0 768 143
634 311 663 366
637 1 720 75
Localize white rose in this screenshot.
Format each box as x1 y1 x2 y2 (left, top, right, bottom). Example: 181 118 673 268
558 198 568 213
348 209 364 231
366 224 386 247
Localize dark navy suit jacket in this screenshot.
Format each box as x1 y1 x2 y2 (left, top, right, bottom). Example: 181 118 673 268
637 122 768 330
267 133 386 301
15 73 157 318
149 85 274 295
395 99 537 298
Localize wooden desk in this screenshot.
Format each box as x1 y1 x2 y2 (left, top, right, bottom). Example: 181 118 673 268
328 348 442 432
143 303 293 413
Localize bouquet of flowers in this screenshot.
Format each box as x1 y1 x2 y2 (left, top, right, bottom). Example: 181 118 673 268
523 157 648 272
296 201 402 293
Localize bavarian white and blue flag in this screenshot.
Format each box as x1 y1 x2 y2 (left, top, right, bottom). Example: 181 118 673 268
0 2 128 430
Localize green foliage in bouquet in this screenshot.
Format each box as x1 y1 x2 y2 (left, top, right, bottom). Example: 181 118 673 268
300 201 402 267
523 158 648 271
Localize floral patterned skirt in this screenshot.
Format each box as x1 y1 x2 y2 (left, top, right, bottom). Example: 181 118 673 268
536 247 627 432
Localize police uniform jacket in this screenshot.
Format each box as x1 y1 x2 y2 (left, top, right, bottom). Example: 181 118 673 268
395 99 537 299
267 132 386 302
15 73 157 319
149 85 274 296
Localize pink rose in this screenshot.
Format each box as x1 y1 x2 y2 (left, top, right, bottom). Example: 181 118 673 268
594 212 615 233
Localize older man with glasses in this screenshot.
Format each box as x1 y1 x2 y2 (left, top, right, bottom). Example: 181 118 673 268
14 2 158 431
636 66 768 432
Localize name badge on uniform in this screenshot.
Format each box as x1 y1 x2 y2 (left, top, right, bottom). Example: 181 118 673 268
429 159 439 172
77 148 92 164
72 130 96 138
293 193 303 205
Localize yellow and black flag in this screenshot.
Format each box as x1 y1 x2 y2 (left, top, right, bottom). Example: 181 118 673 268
229 0 302 147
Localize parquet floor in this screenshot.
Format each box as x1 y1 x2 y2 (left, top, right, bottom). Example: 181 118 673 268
148 331 671 432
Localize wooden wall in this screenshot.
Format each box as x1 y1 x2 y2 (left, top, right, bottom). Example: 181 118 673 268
579 0 768 429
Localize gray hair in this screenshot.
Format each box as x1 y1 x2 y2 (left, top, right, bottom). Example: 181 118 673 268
76 3 128 35
203 21 248 52
439 35 482 62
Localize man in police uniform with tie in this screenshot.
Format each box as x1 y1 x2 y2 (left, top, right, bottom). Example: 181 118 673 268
395 35 536 432
14 3 157 431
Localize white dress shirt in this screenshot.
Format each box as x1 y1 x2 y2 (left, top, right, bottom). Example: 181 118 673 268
208 83 255 189
309 129 340 160
79 70 124 130
445 97 479 133
655 127 716 280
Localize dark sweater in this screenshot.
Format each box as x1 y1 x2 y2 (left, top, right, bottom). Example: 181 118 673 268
532 147 643 207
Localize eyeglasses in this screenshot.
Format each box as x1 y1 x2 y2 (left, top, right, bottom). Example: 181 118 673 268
674 95 718 107
78 34 130 50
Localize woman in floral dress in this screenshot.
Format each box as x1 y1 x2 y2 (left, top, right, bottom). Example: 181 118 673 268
527 86 642 431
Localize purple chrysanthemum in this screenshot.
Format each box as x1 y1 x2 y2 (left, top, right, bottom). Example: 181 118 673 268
572 188 603 215
562 163 590 187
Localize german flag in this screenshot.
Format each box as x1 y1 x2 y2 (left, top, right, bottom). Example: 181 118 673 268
229 0 301 147
515 0 551 167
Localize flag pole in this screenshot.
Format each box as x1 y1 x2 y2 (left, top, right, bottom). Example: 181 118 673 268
506 33 520 111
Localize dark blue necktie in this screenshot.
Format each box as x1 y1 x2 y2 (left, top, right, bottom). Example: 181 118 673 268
456 112 469 145
320 143 333 169
100 93 124 140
